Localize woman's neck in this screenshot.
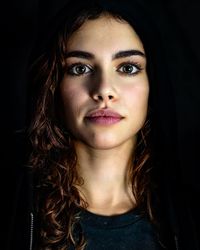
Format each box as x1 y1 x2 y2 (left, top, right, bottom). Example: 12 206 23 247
74 139 137 215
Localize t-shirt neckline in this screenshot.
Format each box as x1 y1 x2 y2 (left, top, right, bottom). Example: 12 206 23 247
79 207 144 229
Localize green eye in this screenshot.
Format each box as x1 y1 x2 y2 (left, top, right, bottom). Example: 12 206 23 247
117 63 141 75
67 64 92 75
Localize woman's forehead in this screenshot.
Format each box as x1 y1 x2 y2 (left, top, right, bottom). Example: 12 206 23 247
66 15 144 53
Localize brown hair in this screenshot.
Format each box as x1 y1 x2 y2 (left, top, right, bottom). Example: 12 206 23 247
28 8 154 250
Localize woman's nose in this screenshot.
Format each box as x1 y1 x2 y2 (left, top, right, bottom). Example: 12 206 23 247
92 92 116 102
91 72 118 103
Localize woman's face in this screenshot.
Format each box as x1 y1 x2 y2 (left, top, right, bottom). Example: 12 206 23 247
60 15 149 150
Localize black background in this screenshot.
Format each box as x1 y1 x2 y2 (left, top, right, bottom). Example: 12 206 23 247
1 0 200 249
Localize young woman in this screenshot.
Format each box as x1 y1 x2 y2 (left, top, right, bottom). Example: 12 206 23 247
25 1 197 250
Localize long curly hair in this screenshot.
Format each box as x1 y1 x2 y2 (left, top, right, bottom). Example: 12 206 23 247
28 7 155 250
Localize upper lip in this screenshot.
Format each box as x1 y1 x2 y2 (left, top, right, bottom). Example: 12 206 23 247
85 109 123 118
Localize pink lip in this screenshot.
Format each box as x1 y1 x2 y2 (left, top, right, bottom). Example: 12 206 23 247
85 109 123 125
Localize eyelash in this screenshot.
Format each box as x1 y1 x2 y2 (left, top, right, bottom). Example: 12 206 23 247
65 61 143 77
66 62 93 76
117 61 143 76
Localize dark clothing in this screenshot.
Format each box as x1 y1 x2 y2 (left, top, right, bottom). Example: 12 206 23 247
74 208 164 250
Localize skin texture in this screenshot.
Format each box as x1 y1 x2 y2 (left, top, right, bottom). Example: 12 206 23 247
60 15 149 215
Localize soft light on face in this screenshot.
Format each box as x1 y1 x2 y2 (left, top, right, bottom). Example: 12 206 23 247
60 15 149 150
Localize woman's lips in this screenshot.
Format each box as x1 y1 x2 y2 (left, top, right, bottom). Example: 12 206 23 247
85 109 123 125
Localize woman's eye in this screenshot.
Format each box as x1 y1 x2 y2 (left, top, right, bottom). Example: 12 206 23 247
67 64 92 75
117 63 141 75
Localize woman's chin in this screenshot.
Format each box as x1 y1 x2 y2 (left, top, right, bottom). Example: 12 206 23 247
77 133 134 151
88 141 121 150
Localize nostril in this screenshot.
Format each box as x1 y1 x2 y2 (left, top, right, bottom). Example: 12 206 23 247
94 94 115 101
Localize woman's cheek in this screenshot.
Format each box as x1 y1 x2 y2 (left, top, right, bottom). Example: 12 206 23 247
60 81 85 104
123 83 148 100
122 86 149 119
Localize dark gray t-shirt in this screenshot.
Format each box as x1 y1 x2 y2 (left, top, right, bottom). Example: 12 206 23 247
72 208 164 250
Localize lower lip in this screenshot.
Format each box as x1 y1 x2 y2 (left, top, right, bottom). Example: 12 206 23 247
86 116 122 125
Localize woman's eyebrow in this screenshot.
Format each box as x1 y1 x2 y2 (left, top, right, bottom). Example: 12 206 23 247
65 51 94 59
65 49 146 59
113 50 146 59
